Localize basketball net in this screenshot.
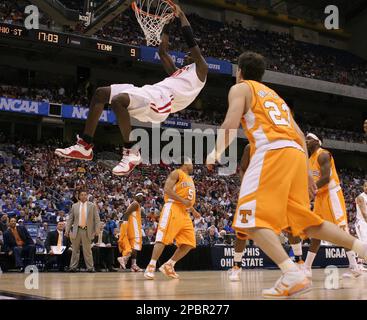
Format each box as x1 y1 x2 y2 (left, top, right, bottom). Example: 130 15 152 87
132 0 176 47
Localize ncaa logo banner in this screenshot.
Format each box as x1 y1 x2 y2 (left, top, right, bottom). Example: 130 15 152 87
0 97 49 116
140 46 232 75
62 105 116 123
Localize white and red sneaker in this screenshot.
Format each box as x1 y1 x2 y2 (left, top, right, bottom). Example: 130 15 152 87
131 264 144 272
55 135 93 161
112 148 141 176
117 255 131 270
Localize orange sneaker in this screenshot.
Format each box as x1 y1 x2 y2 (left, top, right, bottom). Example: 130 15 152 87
144 264 156 280
262 270 312 299
159 263 179 279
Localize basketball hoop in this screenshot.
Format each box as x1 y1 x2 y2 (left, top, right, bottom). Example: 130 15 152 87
132 0 176 47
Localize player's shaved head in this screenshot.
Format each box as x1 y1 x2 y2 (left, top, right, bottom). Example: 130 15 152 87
237 51 266 82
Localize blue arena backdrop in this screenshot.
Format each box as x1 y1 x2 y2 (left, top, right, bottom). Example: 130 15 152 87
0 97 49 116
0 98 192 129
140 46 233 75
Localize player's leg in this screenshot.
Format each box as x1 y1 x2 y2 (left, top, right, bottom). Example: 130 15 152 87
130 249 143 272
303 238 321 278
305 222 367 264
144 203 175 279
55 87 110 160
233 148 313 298
159 211 195 279
144 242 166 279
110 92 142 176
288 233 304 264
228 233 247 282
117 222 132 269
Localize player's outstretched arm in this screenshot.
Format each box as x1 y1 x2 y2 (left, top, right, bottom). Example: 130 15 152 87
175 5 208 82
158 23 178 75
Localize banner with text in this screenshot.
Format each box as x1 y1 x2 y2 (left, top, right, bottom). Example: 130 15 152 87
162 117 191 129
211 246 349 270
62 105 116 124
0 97 49 116
140 46 233 75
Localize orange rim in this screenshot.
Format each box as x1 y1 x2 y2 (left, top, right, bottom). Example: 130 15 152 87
132 0 176 19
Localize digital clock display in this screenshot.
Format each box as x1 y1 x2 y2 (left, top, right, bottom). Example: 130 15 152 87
37 31 60 44
0 23 139 60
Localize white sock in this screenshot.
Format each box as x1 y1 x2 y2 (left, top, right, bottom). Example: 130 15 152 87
352 239 367 259
167 259 176 266
149 259 157 267
346 251 358 268
278 258 298 273
291 243 302 257
304 251 317 268
131 259 137 266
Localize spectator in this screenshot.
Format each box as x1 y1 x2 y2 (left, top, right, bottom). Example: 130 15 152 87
44 221 71 271
0 214 9 233
3 217 36 271
204 226 219 247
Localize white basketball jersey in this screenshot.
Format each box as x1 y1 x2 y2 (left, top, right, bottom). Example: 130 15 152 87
356 192 367 221
154 63 206 113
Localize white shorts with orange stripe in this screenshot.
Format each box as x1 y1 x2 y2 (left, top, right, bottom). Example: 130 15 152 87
313 186 348 228
156 202 196 248
232 145 324 238
109 84 173 124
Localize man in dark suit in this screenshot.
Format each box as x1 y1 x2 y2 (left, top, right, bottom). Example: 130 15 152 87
92 222 116 272
3 217 36 271
44 221 71 271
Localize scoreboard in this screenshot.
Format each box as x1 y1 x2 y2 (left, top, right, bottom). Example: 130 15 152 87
0 23 139 59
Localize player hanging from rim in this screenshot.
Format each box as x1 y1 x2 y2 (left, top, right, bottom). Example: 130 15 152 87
228 145 303 282
302 133 362 279
207 51 367 298
117 192 144 272
55 5 208 176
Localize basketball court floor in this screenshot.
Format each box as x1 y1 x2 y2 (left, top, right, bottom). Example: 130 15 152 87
0 269 367 300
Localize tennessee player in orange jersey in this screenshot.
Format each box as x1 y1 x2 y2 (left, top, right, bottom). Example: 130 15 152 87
118 192 144 272
303 134 362 279
144 157 201 280
229 144 303 282
207 51 367 298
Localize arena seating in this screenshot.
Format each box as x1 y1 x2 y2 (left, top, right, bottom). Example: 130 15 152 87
1 1 367 88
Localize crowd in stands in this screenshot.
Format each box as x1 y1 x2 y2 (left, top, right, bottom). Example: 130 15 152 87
97 11 367 88
0 139 366 255
1 1 367 88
